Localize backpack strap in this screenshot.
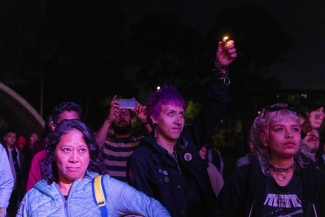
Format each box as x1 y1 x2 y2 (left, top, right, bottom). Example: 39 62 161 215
93 175 108 217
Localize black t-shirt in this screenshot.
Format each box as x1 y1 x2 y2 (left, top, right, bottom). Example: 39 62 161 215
262 171 303 217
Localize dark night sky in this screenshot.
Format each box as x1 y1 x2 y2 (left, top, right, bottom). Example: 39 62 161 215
1 0 324 137
120 0 325 90
2 1 324 117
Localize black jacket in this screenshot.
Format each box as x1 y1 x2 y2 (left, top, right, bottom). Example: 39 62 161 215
127 79 229 217
217 158 325 217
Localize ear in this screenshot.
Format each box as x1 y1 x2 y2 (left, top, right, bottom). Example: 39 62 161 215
259 133 268 148
150 115 157 125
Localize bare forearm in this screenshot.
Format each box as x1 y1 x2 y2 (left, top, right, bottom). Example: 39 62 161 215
95 120 111 149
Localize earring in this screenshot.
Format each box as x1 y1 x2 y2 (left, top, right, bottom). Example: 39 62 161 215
263 146 268 153
153 122 158 139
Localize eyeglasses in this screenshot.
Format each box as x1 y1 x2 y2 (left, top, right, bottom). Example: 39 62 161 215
262 103 297 118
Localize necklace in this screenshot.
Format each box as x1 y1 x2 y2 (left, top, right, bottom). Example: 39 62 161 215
155 137 181 170
155 137 175 155
269 163 295 181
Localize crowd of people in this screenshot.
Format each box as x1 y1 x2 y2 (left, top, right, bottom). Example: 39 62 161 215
0 38 325 217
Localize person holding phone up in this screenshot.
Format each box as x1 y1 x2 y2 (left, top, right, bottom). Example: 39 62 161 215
95 96 151 183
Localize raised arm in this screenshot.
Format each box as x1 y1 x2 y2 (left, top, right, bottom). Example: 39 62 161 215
188 39 237 147
95 95 120 149
132 100 152 134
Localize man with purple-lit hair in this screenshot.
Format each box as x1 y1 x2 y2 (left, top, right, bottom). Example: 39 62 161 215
127 39 237 217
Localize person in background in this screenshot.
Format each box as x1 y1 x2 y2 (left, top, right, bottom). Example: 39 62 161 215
17 119 170 217
199 146 224 197
0 143 14 217
299 107 324 140
26 102 82 192
206 144 224 175
15 136 26 152
20 133 39 191
235 131 254 168
22 133 39 159
31 116 52 157
22 133 39 174
2 129 26 217
298 108 325 170
95 96 150 182
217 103 325 216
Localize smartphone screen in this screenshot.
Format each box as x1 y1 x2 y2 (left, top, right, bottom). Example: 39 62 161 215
115 99 136 109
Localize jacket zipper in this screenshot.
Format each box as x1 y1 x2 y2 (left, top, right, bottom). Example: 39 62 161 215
64 199 68 216
55 183 74 217
170 152 181 172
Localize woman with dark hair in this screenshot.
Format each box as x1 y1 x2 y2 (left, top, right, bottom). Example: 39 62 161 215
17 119 170 217
217 103 325 216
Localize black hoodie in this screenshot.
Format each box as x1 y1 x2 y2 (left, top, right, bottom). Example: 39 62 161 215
127 78 229 217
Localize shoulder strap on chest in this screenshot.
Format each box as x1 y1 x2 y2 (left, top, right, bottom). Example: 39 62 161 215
93 175 108 217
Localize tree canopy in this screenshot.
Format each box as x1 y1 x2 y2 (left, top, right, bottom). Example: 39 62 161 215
0 2 293 132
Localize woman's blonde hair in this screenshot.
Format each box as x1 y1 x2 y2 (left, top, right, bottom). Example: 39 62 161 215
250 103 310 175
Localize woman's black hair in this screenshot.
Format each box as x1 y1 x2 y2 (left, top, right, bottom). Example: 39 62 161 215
41 119 105 185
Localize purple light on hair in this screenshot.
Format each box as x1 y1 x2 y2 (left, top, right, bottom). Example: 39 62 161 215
146 86 186 121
